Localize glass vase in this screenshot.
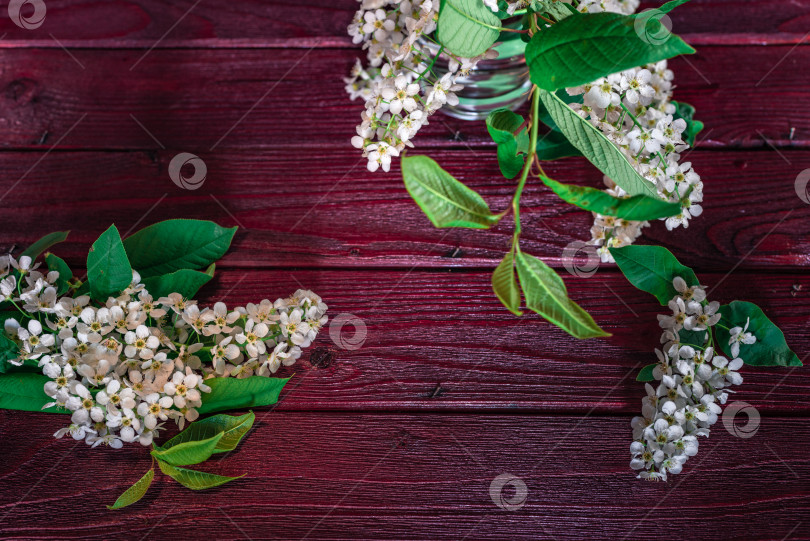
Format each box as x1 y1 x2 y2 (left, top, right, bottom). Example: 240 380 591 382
419 32 531 121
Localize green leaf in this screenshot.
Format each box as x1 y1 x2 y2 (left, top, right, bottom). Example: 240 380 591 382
609 245 699 305
525 11 695 91
714 301 802 367
204 262 216 277
198 376 290 415
157 460 244 490
107 468 154 510
537 90 662 199
637 363 657 382
151 432 224 466
486 109 530 179
157 412 255 454
535 130 582 161
492 250 523 316
671 100 704 147
21 231 70 261
86 225 133 302
537 90 582 132
436 0 500 57
45 253 72 296
539 175 681 220
0 372 64 412
123 219 237 278
514 250 609 339
402 155 502 229
659 0 692 14
0 333 20 374
141 269 213 299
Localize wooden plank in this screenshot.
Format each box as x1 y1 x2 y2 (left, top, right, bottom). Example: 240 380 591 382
0 149 807 270
2 268 802 414
0 0 807 47
0 412 808 539
0 47 807 150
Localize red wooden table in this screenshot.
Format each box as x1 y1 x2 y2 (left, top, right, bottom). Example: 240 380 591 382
1 1 809 539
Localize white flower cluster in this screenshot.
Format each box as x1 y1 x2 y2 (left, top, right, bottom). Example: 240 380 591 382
1 254 327 449
568 61 704 263
346 0 496 172
630 277 755 481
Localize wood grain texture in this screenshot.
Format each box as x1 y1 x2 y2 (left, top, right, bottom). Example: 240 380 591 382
0 267 792 415
1 412 808 540
0 0 809 538
0 0 807 47
0 46 807 151
0 149 807 270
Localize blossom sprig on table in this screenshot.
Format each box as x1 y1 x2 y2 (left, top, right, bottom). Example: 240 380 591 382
610 245 802 481
347 0 706 340
629 276 745 481
0 220 328 452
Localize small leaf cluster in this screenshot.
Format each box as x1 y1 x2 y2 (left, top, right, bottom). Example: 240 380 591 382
108 412 255 509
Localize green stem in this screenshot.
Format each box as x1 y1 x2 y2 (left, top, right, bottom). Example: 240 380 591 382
512 87 540 237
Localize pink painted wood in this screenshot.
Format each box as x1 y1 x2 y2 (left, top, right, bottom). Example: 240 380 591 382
0 1 808 539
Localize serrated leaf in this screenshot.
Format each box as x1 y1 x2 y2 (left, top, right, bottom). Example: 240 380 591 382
526 11 695 91
539 175 681 220
637 363 657 382
21 231 70 261
157 460 244 490
492 250 523 316
437 0 500 57
123 219 237 278
609 245 699 305
714 301 802 367
0 372 64 412
514 250 609 339
402 155 502 229
141 269 213 299
45 253 72 296
158 411 255 454
107 468 154 510
537 90 662 199
535 130 582 161
671 100 704 146
151 432 224 466
86 225 133 302
198 376 290 415
486 109 530 179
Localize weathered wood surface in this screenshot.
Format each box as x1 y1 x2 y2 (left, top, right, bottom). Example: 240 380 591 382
0 0 808 538
1 412 808 540
0 149 807 270
0 47 807 150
